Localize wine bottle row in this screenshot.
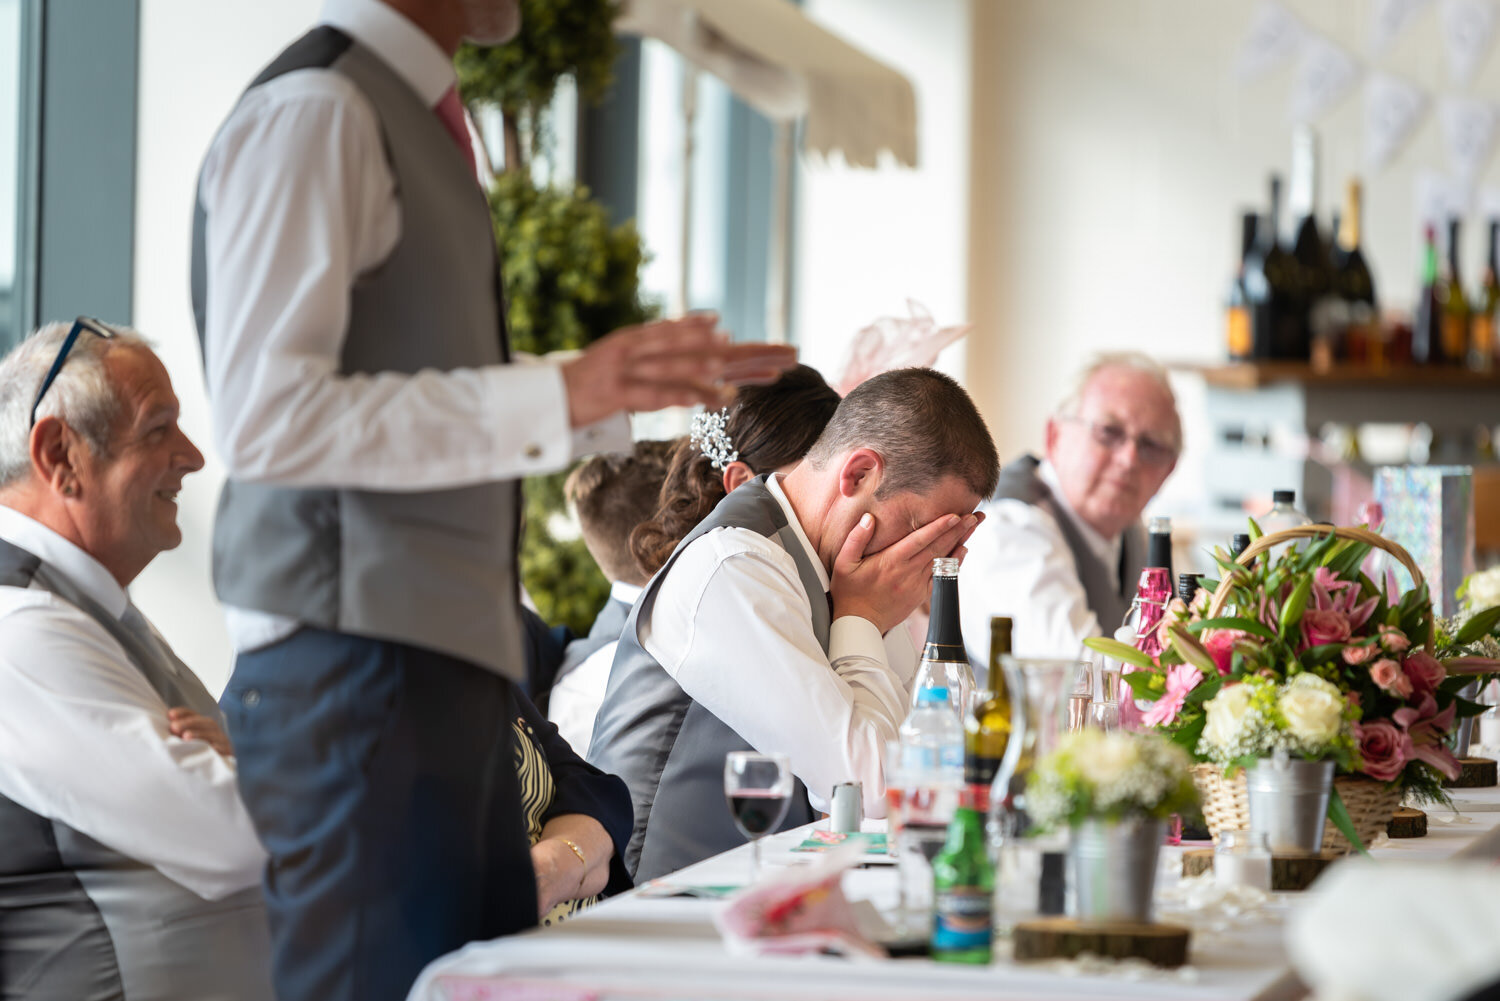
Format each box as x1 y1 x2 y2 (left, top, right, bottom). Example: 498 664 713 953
1224 129 1500 372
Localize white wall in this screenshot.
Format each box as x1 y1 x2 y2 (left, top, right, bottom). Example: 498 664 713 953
968 0 1500 482
793 0 971 386
132 0 320 694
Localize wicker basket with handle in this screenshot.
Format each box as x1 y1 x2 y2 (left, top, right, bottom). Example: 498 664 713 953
1194 524 1420 852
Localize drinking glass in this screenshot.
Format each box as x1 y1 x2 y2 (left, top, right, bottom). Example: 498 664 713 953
1215 829 1272 891
724 751 794 883
1089 700 1121 731
1067 660 1093 731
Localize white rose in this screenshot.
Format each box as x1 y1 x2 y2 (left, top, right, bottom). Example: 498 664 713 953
1078 732 1140 789
1202 684 1254 751
1279 676 1344 746
1466 567 1500 611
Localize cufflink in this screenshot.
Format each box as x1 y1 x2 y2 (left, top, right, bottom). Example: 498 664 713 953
525 444 542 459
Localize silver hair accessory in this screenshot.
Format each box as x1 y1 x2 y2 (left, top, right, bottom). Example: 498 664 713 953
689 407 738 471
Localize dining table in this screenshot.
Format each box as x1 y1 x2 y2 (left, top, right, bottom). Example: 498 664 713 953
407 784 1500 1001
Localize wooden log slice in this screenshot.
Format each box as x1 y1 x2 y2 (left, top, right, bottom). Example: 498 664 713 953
1443 757 1498 789
1013 917 1191 968
1386 806 1427 838
1179 849 1339 891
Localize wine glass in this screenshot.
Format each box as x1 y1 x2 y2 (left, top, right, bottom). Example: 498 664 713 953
724 751 794 883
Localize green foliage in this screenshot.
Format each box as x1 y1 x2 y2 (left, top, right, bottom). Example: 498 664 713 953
489 171 657 355
455 0 620 121
521 471 610 636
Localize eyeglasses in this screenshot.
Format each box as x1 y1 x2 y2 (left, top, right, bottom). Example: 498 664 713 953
1061 416 1179 468
30 316 116 429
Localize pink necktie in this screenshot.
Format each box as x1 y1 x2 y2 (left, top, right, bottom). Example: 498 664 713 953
434 86 479 180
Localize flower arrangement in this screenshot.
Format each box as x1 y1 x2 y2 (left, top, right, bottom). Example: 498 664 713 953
1025 729 1198 830
1086 525 1500 807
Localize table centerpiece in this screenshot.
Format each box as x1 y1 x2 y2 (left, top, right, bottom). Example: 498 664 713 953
1086 524 1500 853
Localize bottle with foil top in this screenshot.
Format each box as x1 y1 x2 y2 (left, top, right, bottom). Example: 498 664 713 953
912 557 977 716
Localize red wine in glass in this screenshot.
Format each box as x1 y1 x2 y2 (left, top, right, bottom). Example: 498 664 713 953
724 751 794 883
729 791 791 838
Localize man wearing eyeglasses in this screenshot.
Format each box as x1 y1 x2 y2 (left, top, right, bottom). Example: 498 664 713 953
0 322 272 999
959 353 1182 665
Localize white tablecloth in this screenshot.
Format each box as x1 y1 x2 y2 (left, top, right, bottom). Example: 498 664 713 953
408 786 1500 1001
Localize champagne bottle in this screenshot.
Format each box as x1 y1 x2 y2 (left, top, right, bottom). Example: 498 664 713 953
1440 216 1471 366
914 557 976 716
1472 220 1499 372
965 617 1012 815
1226 212 1257 360
1289 127 1333 361
1414 224 1443 365
1246 177 1296 360
1334 179 1379 364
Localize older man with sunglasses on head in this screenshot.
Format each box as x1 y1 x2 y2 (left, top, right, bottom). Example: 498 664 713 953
0 320 271 1000
959 353 1182 666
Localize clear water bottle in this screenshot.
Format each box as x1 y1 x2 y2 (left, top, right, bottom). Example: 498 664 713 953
1261 489 1312 558
1357 500 1400 598
897 687 964 927
900 686 965 778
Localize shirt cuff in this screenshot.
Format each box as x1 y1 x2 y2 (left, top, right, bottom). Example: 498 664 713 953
570 413 631 459
829 615 887 665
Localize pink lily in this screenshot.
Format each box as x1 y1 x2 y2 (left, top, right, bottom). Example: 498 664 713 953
1142 664 1203 727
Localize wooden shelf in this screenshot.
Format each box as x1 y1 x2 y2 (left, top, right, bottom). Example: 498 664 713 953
1173 361 1500 392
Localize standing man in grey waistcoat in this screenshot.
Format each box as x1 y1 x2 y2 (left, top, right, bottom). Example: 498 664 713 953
959 353 1181 666
0 322 272 1000
589 369 999 881
190 1 794 998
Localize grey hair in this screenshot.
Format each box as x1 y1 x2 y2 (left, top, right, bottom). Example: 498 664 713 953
1054 351 1182 450
0 320 150 488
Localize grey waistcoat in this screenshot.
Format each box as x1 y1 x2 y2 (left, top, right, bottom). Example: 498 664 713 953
588 478 822 881
0 539 272 1001
992 455 1147 634
190 27 524 680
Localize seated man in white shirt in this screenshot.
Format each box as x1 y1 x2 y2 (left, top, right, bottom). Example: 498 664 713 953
959 352 1181 665
589 368 999 881
547 438 677 751
0 321 271 999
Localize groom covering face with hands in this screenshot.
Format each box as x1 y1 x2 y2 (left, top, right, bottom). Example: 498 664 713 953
589 368 1000 881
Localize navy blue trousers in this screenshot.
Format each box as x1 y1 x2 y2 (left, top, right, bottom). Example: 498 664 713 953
221 629 537 1001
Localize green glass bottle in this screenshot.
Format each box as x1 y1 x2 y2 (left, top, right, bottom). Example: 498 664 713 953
964 616 1013 815
930 804 994 964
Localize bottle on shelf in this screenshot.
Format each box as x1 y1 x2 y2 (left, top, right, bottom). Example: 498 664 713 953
1472 220 1499 373
1245 176 1297 360
1289 127 1334 362
964 617 1012 816
1440 216 1471 367
1226 212 1258 361
912 557 977 717
1230 532 1252 561
1147 516 1173 586
1414 224 1444 365
1334 178 1379 365
930 801 995 965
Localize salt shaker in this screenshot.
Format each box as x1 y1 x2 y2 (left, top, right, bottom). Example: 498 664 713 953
830 781 863 833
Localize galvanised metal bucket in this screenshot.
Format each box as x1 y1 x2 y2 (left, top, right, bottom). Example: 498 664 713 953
1069 815 1163 923
1246 756 1335 855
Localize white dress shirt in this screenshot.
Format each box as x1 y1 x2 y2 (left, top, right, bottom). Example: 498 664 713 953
959 458 1120 666
547 580 642 755
639 475 917 817
0 508 265 900
198 0 626 652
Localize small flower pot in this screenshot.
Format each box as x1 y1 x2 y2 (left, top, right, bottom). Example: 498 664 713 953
1246 757 1335 855
1069 815 1164 923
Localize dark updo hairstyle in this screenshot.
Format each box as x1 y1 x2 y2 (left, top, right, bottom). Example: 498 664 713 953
630 364 841 577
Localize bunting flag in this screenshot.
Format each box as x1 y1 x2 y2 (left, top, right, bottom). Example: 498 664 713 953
1370 0 1434 56
1235 1 1307 82
1440 0 1499 85
1288 34 1362 123
1365 72 1430 171
1439 95 1500 185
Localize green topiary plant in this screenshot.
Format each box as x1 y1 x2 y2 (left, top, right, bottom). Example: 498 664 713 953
458 0 658 636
